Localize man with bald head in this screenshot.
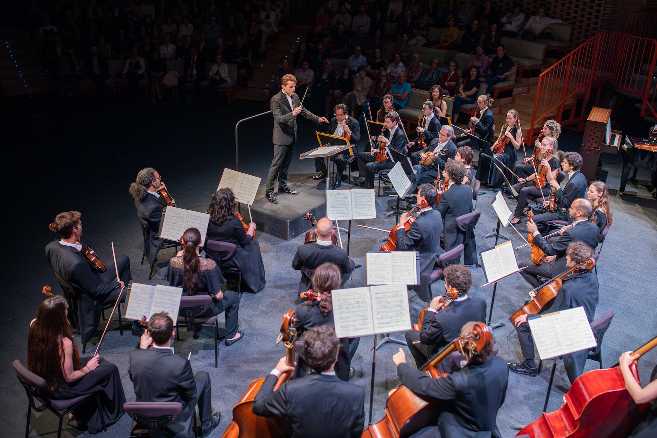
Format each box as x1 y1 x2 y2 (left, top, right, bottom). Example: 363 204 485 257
520 198 600 288
292 217 355 294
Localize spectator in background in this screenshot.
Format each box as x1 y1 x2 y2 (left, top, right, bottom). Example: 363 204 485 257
123 46 146 95
386 53 406 81
460 19 482 54
437 15 460 49
315 5 331 33
332 6 352 29
315 59 338 115
487 45 515 91
390 71 412 109
408 29 427 49
441 60 461 96
368 48 386 72
482 22 502 55
345 67 372 117
416 59 441 91
430 85 448 121
295 60 315 97
209 53 232 88
469 46 491 77
406 53 423 86
452 66 481 123
351 4 371 38
335 67 353 103
501 5 526 36
522 8 562 39
348 46 367 72
178 16 194 39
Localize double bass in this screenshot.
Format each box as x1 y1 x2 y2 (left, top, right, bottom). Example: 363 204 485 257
517 334 657 437
363 322 493 438
222 310 298 438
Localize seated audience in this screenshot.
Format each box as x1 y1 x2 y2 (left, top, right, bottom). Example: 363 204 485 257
487 45 515 92
452 66 481 122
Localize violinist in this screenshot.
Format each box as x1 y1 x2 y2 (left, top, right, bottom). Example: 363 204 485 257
252 325 365 438
375 93 395 123
356 111 408 189
510 242 599 381
516 119 561 178
413 125 457 185
438 160 474 252
407 101 442 157
206 188 266 293
586 181 613 238
470 94 495 185
404 265 487 368
455 145 478 194
45 211 131 345
392 321 508 438
396 183 444 302
489 109 523 189
618 351 657 437
520 199 599 288
294 263 359 381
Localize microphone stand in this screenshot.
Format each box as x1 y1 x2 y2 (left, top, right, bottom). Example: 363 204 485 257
234 110 273 171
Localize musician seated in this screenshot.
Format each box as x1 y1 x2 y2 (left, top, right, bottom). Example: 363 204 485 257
586 181 613 238
294 263 359 381
356 111 407 189
489 109 523 189
515 120 561 178
292 217 355 293
166 227 243 345
206 188 266 292
45 211 131 343
413 125 457 186
520 199 599 289
129 167 169 265
438 160 474 252
404 265 487 368
393 322 508 438
129 312 221 436
407 101 441 156
313 103 361 188
397 183 444 302
253 325 365 438
619 351 657 437
510 242 599 381
455 146 477 192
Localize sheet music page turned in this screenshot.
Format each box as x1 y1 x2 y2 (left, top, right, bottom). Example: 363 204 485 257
151 285 183 323
159 207 210 243
492 191 513 227
124 283 155 321
481 241 519 284
326 190 353 221
350 189 376 220
388 161 413 198
366 251 418 285
331 287 374 338
528 307 597 360
218 168 261 206
370 284 411 334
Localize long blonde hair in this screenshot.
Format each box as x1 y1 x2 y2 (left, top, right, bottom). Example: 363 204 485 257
589 181 612 226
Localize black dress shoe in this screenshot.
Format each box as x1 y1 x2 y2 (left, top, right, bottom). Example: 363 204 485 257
278 186 298 195
225 331 244 346
266 192 278 204
508 361 538 377
201 412 221 436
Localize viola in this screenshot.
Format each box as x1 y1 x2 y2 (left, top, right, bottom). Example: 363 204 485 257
380 205 422 252
517 334 657 438
157 184 176 206
523 212 574 266
303 211 338 245
418 151 435 166
81 245 108 272
433 172 450 206
235 212 255 239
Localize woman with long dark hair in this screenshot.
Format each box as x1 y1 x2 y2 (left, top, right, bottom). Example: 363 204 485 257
27 296 125 433
206 188 266 292
294 263 360 381
167 227 243 345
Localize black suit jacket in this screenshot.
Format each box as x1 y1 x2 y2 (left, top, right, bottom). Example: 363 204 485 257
206 217 250 248
548 270 599 322
271 91 321 145
396 209 444 278
558 171 587 209
135 192 166 264
474 108 495 144
129 347 196 404
252 373 365 438
423 115 442 144
292 243 355 292
388 125 408 154
534 220 600 258
325 116 361 144
438 184 474 249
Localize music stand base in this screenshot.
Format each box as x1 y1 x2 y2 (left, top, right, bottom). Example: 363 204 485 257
375 334 407 351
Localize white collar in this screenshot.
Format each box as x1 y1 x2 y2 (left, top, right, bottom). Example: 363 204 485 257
59 240 82 251
572 218 587 225
454 294 468 302
321 370 336 376
153 345 175 354
147 189 160 198
315 239 333 246
419 206 432 213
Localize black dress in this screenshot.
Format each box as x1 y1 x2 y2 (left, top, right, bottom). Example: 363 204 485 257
206 216 266 292
490 126 518 188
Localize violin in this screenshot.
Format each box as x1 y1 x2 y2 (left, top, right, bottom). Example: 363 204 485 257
418 151 435 166
517 334 657 437
374 136 388 163
433 170 450 205
492 124 511 155
380 204 423 252
523 212 575 265
363 322 493 438
81 245 108 272
235 212 255 239
303 211 338 245
417 114 427 149
223 310 298 438
157 184 176 207
413 287 460 332
299 289 321 302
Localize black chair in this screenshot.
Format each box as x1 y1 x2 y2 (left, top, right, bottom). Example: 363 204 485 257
425 244 465 285
376 169 392 197
123 401 187 437
139 222 178 280
593 224 611 275
472 178 481 207
176 295 225 368
205 239 242 293
588 310 615 368
13 359 99 438
456 210 481 266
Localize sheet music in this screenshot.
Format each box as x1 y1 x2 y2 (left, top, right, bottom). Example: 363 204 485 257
331 287 374 338
370 284 411 333
218 168 261 205
150 285 183 323
481 241 519 283
388 161 413 198
159 206 210 243
326 190 353 221
124 283 155 320
366 251 418 285
528 306 597 360
350 189 376 219
304 145 344 158
491 191 513 227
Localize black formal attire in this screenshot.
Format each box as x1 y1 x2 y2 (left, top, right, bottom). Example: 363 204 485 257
205 216 266 292
409 114 441 156
533 170 588 231
134 191 166 266
293 301 360 381
253 371 365 438
129 347 214 437
489 127 519 189
166 256 241 338
512 156 560 218
45 241 132 345
515 269 599 382
398 356 508 438
438 183 474 253
357 125 408 188
292 242 356 293
404 296 487 367
315 116 361 185
592 209 608 240
472 108 495 185
413 139 457 185
396 208 444 302
520 219 600 288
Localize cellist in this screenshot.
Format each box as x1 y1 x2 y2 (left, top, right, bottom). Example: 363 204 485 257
509 242 599 381
392 321 508 438
619 351 657 437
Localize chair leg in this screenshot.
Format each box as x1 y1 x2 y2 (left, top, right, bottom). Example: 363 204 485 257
118 303 124 336
25 403 31 438
57 413 64 438
214 320 219 368
538 360 543 374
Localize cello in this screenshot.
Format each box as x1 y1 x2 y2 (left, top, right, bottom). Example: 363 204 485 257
363 322 493 438
517 334 657 437
222 310 298 438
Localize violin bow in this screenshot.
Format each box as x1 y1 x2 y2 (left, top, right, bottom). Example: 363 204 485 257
94 242 126 356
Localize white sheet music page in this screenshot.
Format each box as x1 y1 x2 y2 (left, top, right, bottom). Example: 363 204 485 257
218 168 261 206
491 191 513 227
366 252 393 285
350 189 377 220
390 251 418 285
481 241 519 283
331 287 374 338
388 161 413 198
304 145 343 158
326 190 353 221
370 284 411 334
528 306 597 360
159 207 211 243
124 283 155 320
151 285 183 323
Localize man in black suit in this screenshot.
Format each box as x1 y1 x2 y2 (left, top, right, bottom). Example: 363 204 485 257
397 183 444 302
510 242 599 380
404 264 487 367
520 198 599 288
129 312 221 437
438 160 474 252
45 210 131 346
393 322 508 438
292 217 355 293
129 167 168 267
253 325 365 438
266 73 329 204
315 103 361 188
408 101 442 157
470 95 495 185
357 111 408 189
413 125 457 185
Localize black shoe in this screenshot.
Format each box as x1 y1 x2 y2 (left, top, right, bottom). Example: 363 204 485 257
278 186 298 195
266 192 278 204
312 172 327 180
225 331 244 346
508 361 538 377
201 412 221 436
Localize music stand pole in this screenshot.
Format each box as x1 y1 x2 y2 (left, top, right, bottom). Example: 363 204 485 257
483 218 510 243
347 220 352 256
368 335 377 423
543 361 558 411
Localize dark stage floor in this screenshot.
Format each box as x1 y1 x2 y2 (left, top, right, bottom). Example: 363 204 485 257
3 96 657 437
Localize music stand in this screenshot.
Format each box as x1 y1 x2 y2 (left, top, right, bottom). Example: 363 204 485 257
300 144 352 192
386 150 416 223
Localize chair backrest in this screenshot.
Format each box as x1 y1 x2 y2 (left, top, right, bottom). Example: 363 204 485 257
589 310 615 357
205 239 237 262
13 360 47 391
180 295 213 309
124 401 182 431
438 244 464 263
472 179 480 200
456 210 480 230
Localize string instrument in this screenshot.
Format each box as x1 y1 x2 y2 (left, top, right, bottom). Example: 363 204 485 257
363 322 493 438
235 212 255 239
299 289 321 301
81 245 108 272
374 135 388 163
546 187 558 212
413 287 460 332
433 170 450 205
521 212 575 265
509 258 595 323
157 184 176 207
303 211 338 245
380 205 422 252
492 123 511 155
517 334 657 438
417 114 427 149
223 310 298 438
